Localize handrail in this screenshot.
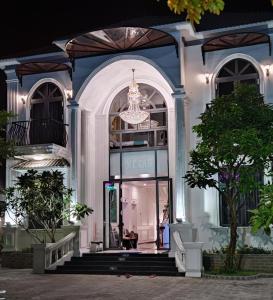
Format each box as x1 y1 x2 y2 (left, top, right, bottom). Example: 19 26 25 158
173 231 186 272
8 118 68 147
46 232 76 251
44 231 77 270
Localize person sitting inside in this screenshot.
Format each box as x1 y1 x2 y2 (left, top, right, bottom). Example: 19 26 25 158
129 231 138 249
123 229 138 250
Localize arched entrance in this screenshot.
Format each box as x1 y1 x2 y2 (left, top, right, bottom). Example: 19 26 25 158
105 82 171 250
76 57 176 249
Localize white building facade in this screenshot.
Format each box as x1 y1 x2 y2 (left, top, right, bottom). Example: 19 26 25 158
2 19 273 251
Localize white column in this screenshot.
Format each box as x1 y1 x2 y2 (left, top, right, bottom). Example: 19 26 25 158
6 70 19 119
67 100 81 204
173 86 187 222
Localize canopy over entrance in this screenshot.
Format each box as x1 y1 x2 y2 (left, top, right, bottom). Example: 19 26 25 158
16 62 72 85
202 32 271 64
65 27 177 60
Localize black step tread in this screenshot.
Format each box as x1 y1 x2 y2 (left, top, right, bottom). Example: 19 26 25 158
58 265 178 271
70 257 174 263
47 252 180 277
76 255 174 261
47 269 184 276
65 261 176 267
82 253 169 257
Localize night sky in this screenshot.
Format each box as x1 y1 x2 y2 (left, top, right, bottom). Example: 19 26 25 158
1 0 273 59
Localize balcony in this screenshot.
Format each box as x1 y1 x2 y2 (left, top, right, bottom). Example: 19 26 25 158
8 119 69 161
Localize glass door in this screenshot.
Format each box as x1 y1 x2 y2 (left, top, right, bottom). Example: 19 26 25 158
103 181 122 249
157 178 172 249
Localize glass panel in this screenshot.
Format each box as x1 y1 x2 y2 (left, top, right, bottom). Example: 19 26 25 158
121 132 154 148
104 184 110 249
110 134 121 150
122 151 155 178
110 153 120 179
218 82 234 96
158 180 170 249
149 112 167 127
156 130 168 146
104 182 120 249
122 180 157 250
110 116 121 131
157 150 168 177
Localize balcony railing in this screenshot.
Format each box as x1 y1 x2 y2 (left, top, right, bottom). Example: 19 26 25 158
8 119 68 147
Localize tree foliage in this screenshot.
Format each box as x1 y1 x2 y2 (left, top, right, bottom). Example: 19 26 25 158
167 0 273 24
185 84 273 271
250 184 273 236
4 170 93 243
167 0 225 23
0 110 15 163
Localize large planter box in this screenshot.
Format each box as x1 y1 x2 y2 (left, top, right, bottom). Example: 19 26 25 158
203 254 273 273
1 251 33 268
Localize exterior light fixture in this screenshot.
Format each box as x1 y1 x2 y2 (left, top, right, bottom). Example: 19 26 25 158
265 65 270 77
119 69 149 125
65 89 73 101
18 95 27 105
205 73 210 84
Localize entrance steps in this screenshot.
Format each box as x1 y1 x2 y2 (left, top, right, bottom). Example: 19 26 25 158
46 252 185 276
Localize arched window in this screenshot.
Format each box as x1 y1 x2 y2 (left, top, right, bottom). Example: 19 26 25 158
30 82 65 146
109 83 168 151
216 58 262 227
109 83 168 180
216 58 259 96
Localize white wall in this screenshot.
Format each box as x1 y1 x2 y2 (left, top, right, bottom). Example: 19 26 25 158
181 26 273 249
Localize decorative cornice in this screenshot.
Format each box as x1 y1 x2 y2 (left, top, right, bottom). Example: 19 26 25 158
172 85 186 99
6 78 19 84
67 100 79 109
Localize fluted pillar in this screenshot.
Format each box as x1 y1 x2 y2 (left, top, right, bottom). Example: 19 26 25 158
67 100 81 204
6 70 19 118
173 86 187 222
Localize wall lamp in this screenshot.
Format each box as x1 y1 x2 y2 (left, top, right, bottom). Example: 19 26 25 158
65 89 73 101
204 73 210 84
265 65 271 77
18 95 27 105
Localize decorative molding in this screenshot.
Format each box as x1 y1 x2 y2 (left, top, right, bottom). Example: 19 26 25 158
6 78 19 84
172 86 186 99
75 54 176 103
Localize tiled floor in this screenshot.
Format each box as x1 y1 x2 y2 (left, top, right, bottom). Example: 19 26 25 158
1 268 273 300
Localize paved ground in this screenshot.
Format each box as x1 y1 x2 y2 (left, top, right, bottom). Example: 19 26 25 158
0 268 273 300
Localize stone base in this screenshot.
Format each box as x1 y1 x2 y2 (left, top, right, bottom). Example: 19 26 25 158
186 271 201 277
1 251 33 268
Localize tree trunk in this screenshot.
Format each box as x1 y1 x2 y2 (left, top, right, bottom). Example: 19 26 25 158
224 200 238 272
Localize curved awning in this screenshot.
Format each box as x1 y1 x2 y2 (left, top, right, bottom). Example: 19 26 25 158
16 62 72 85
12 158 70 170
65 27 177 60
202 32 271 64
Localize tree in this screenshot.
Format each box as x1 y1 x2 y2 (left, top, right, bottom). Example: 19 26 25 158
167 0 273 24
0 110 15 251
4 169 93 243
184 84 273 271
250 184 273 236
0 110 15 162
167 0 224 24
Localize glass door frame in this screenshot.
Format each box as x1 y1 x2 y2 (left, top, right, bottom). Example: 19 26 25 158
103 177 172 250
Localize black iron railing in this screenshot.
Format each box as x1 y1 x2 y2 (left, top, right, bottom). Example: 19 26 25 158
8 119 68 147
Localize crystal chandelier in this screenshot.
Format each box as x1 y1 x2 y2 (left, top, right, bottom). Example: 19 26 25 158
119 69 149 125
